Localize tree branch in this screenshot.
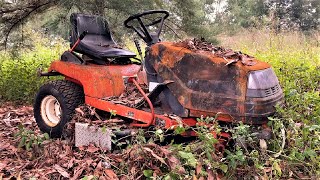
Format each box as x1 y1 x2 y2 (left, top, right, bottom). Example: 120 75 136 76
1 0 58 50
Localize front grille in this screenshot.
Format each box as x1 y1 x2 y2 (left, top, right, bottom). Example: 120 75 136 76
246 84 282 98
264 84 280 97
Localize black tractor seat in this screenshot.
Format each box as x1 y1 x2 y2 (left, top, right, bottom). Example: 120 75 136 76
70 13 136 60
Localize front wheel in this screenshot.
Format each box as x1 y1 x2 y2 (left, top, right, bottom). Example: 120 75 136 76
34 80 84 138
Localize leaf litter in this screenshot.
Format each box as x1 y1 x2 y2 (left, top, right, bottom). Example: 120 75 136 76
1 102 299 179
0 103 189 179
174 38 257 66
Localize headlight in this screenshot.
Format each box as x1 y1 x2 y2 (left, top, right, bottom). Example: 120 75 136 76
247 68 281 98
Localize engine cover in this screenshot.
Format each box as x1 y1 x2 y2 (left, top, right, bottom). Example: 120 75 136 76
145 42 283 124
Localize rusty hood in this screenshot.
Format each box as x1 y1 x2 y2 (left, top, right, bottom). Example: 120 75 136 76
144 39 281 123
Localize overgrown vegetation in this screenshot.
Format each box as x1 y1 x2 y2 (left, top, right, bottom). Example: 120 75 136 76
15 123 50 151
219 30 320 178
0 31 66 102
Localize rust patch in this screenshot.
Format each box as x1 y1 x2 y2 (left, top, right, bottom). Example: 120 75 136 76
150 42 191 68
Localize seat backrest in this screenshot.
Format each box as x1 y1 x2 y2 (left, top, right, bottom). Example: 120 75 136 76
70 13 116 46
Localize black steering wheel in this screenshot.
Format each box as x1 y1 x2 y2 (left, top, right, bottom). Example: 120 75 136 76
124 10 169 45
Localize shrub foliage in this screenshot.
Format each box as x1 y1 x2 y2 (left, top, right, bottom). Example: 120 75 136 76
0 33 66 102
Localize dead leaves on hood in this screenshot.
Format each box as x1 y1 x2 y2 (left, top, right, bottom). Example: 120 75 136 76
103 83 147 108
174 38 257 66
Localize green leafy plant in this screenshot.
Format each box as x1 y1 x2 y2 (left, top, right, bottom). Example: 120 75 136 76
143 169 153 179
109 109 117 119
178 151 198 168
15 124 50 151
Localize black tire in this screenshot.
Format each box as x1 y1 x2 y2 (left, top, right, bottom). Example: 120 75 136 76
34 80 84 138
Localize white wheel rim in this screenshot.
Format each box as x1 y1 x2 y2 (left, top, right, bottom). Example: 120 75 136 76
40 95 61 127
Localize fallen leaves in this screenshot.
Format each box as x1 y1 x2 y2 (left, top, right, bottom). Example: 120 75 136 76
143 147 167 166
0 104 114 179
103 83 147 107
0 104 187 179
54 164 70 178
0 162 7 171
174 38 257 66
85 144 100 153
104 169 118 180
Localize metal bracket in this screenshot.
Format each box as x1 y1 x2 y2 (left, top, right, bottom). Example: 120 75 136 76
135 80 174 108
38 71 61 77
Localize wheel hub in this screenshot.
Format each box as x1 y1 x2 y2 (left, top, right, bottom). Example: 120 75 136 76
40 95 61 127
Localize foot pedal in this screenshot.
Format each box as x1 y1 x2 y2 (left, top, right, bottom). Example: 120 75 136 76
135 80 173 108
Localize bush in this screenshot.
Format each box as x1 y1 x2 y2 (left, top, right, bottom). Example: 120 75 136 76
0 33 67 102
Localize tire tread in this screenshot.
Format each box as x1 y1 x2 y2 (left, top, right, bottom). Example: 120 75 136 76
34 80 84 138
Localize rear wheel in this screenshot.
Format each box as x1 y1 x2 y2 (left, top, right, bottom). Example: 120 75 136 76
34 80 84 138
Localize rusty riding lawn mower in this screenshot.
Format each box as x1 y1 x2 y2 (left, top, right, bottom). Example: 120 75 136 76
34 10 283 151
